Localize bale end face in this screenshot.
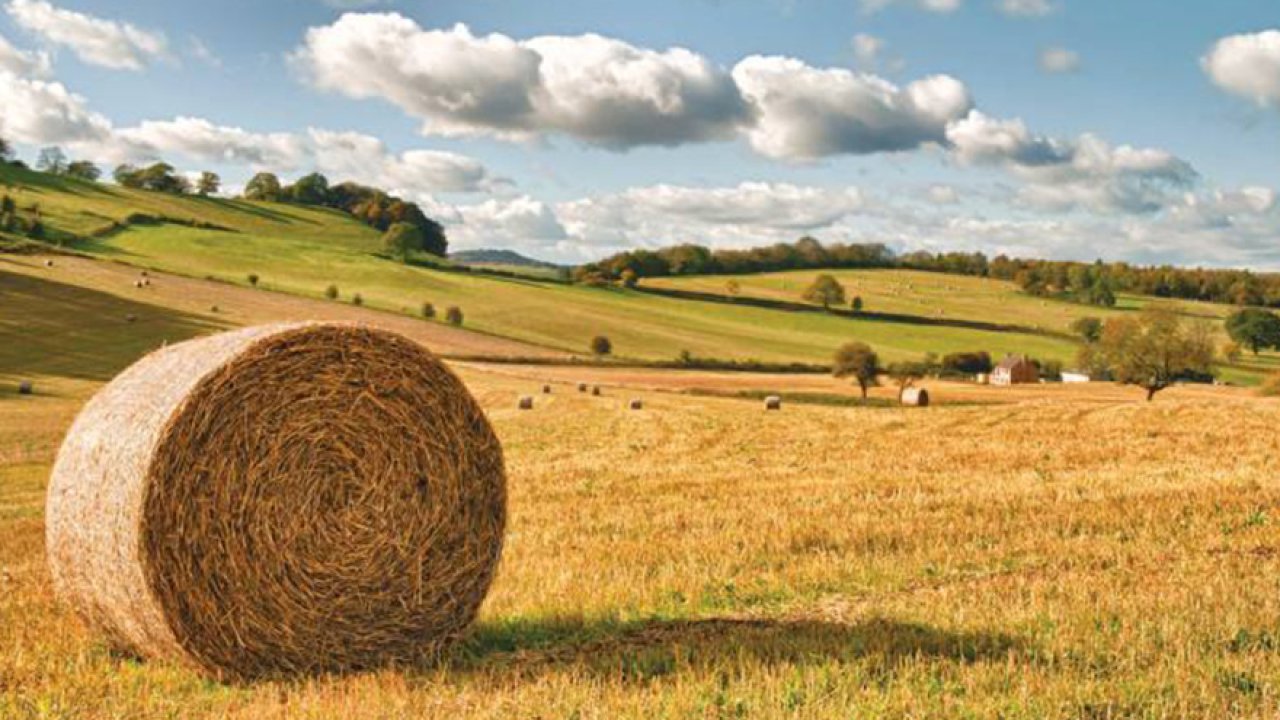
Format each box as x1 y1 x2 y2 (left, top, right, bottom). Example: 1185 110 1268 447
902 388 930 407
44 259 54 267
46 323 507 681
764 395 782 410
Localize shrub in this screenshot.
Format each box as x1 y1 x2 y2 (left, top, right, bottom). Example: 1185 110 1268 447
247 273 259 287
325 285 339 300
851 296 863 313
940 351 993 376
421 302 436 319
445 306 463 326
590 336 612 356
352 293 364 307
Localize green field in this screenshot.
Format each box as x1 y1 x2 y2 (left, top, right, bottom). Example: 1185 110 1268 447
3 163 1275 381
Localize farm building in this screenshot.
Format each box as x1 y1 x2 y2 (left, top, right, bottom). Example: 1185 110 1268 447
991 355 1039 386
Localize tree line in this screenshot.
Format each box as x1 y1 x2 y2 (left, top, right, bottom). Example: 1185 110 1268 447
579 236 1280 309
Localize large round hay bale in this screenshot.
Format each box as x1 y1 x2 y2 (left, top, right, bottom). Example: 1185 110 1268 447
628 399 643 410
577 382 587 393
518 395 534 410
764 395 782 411
46 323 506 681
542 384 552 394
902 387 930 407
591 386 602 396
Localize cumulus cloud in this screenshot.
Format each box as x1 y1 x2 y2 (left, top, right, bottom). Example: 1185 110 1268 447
733 56 971 159
1039 47 1079 74
113 117 308 169
0 31 50 76
5 0 169 71
998 0 1055 17
0 72 112 145
307 129 496 193
1202 30 1280 107
446 196 569 253
946 111 1197 214
291 15 751 149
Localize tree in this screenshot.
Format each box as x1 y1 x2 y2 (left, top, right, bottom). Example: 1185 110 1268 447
851 296 864 313
590 335 612 356
833 342 880 399
197 171 220 196
1225 308 1280 355
65 161 101 181
287 172 330 205
886 359 930 399
803 274 846 310
244 172 282 201
113 164 144 188
0 135 12 163
1088 307 1215 401
421 302 435 319
352 293 363 306
247 273 259 287
1071 316 1104 343
383 222 424 262
445 306 464 326
619 269 638 288
324 284 339 300
37 146 66 174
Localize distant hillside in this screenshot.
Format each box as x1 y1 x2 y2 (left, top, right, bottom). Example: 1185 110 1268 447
450 248 561 269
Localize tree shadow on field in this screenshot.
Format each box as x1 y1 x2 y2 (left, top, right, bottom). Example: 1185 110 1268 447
440 615 1023 683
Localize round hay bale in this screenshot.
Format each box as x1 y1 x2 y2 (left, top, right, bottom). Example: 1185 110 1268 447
133 281 143 289
902 387 930 407
143 278 152 287
46 323 506 681
542 384 551 394
628 399 643 410
210 305 219 313
141 271 149 277
518 395 534 410
18 380 33 395
591 386 601 396
44 259 54 268
125 314 137 323
577 382 587 393
764 395 782 411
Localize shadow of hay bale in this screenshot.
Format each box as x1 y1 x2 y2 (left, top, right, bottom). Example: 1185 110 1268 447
443 616 1024 683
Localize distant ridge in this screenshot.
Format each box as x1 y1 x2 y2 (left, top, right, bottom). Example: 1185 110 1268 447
450 248 562 269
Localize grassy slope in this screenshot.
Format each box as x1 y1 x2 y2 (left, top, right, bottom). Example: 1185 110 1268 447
4 163 1274 380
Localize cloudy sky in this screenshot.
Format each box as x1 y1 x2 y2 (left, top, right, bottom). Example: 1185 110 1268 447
0 0 1277 266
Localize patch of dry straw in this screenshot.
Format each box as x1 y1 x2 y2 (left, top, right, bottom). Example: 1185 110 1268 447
46 323 506 681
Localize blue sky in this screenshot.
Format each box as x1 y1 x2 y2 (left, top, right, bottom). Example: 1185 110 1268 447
0 0 1277 266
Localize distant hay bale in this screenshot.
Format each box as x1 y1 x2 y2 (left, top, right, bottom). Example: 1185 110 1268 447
518 395 534 410
578 382 587 393
125 314 137 323
18 380 33 395
542 384 551 394
46 323 506 681
764 395 782 410
210 305 219 313
591 386 601 396
143 279 152 287
133 281 143 289
629 399 643 410
44 259 54 268
141 271 149 277
902 387 930 407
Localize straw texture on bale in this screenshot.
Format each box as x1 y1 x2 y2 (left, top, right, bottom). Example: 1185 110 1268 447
764 395 782 410
46 323 506 681
902 387 930 407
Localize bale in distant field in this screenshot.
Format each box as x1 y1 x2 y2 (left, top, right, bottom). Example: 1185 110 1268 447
578 382 587 392
44 259 54 268
18 380 33 395
542 384 551 394
518 395 534 409
764 395 782 410
133 281 143 289
125 314 137 322
592 386 602 396
629 399 643 410
902 387 930 407
46 323 506 681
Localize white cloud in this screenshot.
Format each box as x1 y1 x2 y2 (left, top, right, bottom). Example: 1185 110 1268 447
0 31 50 76
5 0 169 71
852 33 885 69
998 0 1055 17
1202 30 1280 108
307 129 496 194
448 196 568 253
860 0 962 14
291 15 750 149
114 117 308 169
946 111 1197 214
1039 47 1079 74
733 56 971 160
0 72 112 145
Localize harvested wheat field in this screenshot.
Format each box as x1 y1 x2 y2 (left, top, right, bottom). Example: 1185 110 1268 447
6 359 1280 717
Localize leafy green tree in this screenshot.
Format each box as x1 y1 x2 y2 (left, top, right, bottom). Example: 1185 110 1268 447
851 296 864 313
324 284 339 300
1087 307 1215 401
590 335 612 356
287 172 330 205
197 171 220 196
247 273 259 287
113 164 144 188
1071 316 1103 343
65 161 101 181
0 135 12 162
383 222 424 262
1225 308 1280 355
244 172 282 201
619 269 638 288
803 274 846 310
352 293 363 306
833 342 880 399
